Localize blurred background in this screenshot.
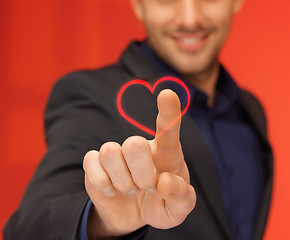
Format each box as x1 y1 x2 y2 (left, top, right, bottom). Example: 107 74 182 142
0 0 290 239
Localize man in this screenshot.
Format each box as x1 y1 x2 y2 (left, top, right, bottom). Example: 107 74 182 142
4 0 273 239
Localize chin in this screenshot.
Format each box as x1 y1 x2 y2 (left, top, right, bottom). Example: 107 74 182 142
169 60 207 76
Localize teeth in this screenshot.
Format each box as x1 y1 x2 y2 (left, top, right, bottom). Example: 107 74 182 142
181 37 201 44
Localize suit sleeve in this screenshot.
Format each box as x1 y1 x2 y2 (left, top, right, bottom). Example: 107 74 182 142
3 72 123 240
79 200 148 240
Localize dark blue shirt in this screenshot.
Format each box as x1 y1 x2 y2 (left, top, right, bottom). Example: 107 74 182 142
79 41 266 240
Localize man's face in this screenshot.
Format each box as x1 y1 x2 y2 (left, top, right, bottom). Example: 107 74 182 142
131 0 243 76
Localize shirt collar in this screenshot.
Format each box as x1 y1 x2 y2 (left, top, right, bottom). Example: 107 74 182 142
139 40 240 117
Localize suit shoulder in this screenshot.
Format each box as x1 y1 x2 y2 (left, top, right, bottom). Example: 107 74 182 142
240 89 265 112
51 63 130 98
240 89 267 131
55 63 126 86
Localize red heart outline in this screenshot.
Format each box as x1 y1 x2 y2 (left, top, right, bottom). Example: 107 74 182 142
117 76 191 137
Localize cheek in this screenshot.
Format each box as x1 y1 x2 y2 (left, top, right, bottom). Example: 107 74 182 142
218 15 233 42
145 19 172 46
145 5 177 37
204 2 234 29
205 6 233 42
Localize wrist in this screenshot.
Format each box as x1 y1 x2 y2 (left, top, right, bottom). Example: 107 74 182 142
87 205 132 240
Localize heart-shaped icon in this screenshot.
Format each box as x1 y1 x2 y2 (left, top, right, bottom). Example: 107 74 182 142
117 76 191 137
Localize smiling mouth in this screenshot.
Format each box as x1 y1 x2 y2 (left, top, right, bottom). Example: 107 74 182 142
181 37 202 44
172 34 208 52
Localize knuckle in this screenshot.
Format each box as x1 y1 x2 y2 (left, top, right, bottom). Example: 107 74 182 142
135 178 155 190
122 136 147 152
83 150 98 171
99 142 121 159
114 181 135 193
88 173 110 191
84 150 98 160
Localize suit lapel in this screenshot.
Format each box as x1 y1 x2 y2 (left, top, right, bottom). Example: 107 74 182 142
240 90 271 149
119 42 158 80
240 90 273 240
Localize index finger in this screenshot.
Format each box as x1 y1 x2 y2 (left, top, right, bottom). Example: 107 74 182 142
155 89 182 150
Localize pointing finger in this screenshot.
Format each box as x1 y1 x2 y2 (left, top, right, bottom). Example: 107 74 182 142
155 89 182 150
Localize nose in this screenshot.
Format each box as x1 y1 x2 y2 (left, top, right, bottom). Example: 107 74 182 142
177 0 202 30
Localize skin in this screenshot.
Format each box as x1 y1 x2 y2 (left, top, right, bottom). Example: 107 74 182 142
83 0 243 239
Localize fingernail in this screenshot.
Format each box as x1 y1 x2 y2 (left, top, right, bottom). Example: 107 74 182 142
146 187 157 195
103 186 116 197
128 188 139 196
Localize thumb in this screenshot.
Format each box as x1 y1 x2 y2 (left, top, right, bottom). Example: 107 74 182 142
157 172 196 223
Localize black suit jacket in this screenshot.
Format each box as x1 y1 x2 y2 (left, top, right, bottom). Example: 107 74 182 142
4 42 273 240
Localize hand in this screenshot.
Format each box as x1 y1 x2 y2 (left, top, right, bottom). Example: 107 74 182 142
83 89 196 239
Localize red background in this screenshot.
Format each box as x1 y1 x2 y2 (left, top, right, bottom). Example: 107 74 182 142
1 1 290 239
